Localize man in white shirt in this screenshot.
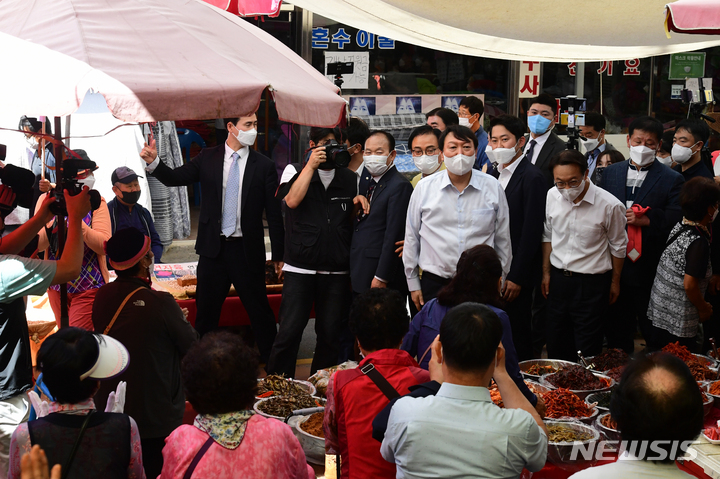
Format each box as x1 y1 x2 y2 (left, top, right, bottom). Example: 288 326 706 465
404 125 512 312
542 149 627 361
524 94 567 188
487 115 546 361
570 353 703 479
381 302 547 478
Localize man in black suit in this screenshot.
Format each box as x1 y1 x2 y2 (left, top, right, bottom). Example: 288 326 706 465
351 130 413 297
599 116 684 353
524 93 567 188
579 111 616 184
488 115 547 361
139 113 284 364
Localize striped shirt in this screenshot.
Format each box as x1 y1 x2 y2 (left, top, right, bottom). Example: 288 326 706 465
625 163 651 208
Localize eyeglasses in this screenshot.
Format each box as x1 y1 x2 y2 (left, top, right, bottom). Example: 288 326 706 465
411 147 439 157
555 179 582 189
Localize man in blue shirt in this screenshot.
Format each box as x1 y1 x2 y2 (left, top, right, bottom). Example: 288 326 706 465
107 167 163 262
458 96 490 172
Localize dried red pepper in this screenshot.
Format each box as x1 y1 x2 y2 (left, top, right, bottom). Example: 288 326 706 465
591 349 629 371
542 388 593 418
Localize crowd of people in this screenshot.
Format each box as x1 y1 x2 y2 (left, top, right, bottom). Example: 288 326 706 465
0 91 715 478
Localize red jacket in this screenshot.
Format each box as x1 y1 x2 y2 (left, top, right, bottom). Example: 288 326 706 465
326 349 430 479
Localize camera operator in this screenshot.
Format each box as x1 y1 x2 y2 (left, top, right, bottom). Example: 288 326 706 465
0 183 90 477
266 129 369 377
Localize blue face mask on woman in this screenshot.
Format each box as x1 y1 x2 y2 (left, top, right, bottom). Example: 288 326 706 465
528 115 552 135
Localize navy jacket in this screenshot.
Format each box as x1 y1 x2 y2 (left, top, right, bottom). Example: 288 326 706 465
107 198 163 262
350 166 413 293
150 144 284 271
492 157 546 287
526 131 567 189
599 159 684 275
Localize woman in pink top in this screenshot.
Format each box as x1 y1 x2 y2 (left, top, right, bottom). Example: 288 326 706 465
159 332 314 479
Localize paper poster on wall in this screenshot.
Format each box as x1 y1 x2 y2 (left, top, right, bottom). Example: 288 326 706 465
396 97 421 114
442 96 464 113
349 97 376 116
324 51 369 90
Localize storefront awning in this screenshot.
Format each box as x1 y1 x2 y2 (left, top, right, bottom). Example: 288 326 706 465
291 0 720 62
666 0 720 36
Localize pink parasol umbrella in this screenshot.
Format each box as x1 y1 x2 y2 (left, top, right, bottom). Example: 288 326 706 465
665 0 720 36
0 0 344 126
203 0 282 17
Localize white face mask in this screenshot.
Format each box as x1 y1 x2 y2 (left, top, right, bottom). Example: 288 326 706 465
492 144 520 167
656 155 673 167
363 155 390 177
629 145 656 167
671 142 700 165
78 174 95 190
413 154 440 175
558 179 586 203
26 136 38 149
458 117 471 127
233 127 257 147
580 136 600 152
444 153 475 176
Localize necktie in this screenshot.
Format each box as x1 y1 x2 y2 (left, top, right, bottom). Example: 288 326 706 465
366 179 377 203
526 139 537 164
221 152 240 237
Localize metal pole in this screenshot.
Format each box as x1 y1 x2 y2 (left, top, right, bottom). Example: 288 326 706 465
648 56 656 117
575 62 585 99
53 116 69 328
507 60 520 117
293 7 314 163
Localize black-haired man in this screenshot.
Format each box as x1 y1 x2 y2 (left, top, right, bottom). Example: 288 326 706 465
488 115 546 361
408 125 444 188
381 303 547 477
579 111 616 184
458 96 490 171
140 113 284 364
672 119 713 181
600 116 684 353
569 353 703 478
343 117 371 183
404 125 512 311
425 107 459 132
543 150 627 361
524 93 567 188
351 130 412 296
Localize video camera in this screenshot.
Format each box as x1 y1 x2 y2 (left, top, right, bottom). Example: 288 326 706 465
48 153 101 216
0 143 39 214
312 140 351 170
681 78 716 124
559 96 587 150
326 61 354 90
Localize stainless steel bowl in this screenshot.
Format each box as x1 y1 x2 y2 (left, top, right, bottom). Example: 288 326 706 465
545 420 600 467
585 391 612 413
540 372 615 400
294 414 325 465
701 384 715 416
545 405 600 425
518 359 578 382
256 378 316 399
253 396 326 421
695 353 718 368
596 412 620 442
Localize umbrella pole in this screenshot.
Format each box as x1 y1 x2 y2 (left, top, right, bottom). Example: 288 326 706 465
53 116 69 328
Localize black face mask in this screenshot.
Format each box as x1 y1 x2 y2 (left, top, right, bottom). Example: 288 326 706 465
120 190 140 205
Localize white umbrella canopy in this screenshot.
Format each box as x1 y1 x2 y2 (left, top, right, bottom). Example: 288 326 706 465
292 0 720 61
0 31 146 120
0 0 345 126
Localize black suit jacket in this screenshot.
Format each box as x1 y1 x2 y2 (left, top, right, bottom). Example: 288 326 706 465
492 157 547 287
350 166 413 293
527 131 567 188
150 144 284 271
587 141 616 184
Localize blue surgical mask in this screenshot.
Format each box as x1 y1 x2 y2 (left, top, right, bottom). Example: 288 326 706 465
528 115 552 135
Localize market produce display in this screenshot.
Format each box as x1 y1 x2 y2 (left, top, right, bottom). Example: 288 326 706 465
526 364 558 376
543 388 594 419
256 395 324 418
546 365 606 390
661 343 716 381
601 414 618 430
299 412 324 438
605 366 625 383
591 349 629 371
547 424 593 443
257 375 308 398
709 381 720 396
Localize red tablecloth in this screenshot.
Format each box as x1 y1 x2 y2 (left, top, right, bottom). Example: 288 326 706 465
177 294 282 328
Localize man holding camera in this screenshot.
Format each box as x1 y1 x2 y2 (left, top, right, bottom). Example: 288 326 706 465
0 176 90 476
141 113 284 365
266 141 369 377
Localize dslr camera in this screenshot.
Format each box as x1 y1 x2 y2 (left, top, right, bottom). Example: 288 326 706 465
559 95 587 150
49 153 101 216
315 140 351 170
0 144 38 216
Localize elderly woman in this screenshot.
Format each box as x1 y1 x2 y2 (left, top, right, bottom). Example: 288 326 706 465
159 332 313 478
8 327 144 479
401 244 543 414
648 177 720 352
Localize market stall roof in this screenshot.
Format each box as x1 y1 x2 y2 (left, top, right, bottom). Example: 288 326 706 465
290 0 720 62
0 0 345 126
665 0 720 36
